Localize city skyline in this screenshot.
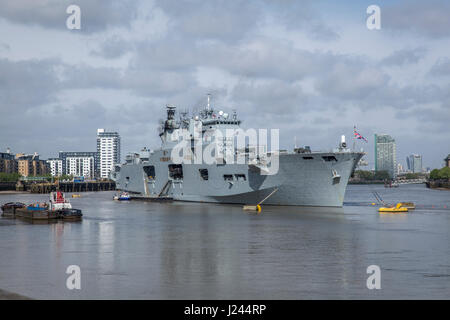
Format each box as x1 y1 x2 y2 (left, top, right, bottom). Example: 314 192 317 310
0 127 121 179
0 0 449 168
0 129 442 172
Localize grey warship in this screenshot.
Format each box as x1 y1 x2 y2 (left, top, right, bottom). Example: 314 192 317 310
111 98 363 207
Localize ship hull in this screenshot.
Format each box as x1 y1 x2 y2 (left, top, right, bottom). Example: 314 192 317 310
113 151 363 207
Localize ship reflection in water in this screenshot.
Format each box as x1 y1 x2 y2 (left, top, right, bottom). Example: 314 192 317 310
0 184 449 299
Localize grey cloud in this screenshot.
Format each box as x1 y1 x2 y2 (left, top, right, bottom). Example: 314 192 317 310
315 62 390 101
0 0 138 33
131 37 337 81
429 58 450 76
122 68 197 97
308 23 339 41
221 41 335 81
380 47 427 66
231 80 305 116
155 0 263 43
0 43 10 51
263 0 339 41
90 35 131 59
0 100 109 157
312 116 332 125
59 61 198 98
68 36 443 119
155 0 338 43
396 104 450 136
130 40 199 72
0 58 60 112
384 0 450 38
61 64 123 89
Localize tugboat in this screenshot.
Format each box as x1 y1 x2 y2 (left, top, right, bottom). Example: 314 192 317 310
14 192 83 221
49 191 83 221
1 202 26 218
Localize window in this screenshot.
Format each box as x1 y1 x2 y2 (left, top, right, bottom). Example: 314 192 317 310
223 174 233 181
322 156 338 162
303 156 314 160
143 165 155 179
235 174 246 181
199 169 208 180
168 164 183 180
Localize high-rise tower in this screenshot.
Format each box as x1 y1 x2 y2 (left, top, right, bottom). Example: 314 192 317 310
97 129 121 178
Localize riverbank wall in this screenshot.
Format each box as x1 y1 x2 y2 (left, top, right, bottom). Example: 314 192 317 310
0 182 16 191
27 180 116 193
426 180 450 190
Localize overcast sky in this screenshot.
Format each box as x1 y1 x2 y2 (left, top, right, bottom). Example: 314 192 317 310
0 0 449 169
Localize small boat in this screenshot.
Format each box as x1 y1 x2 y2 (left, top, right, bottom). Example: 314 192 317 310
49 191 83 220
384 181 399 188
72 194 81 198
399 202 415 209
1 202 26 217
114 192 131 201
379 203 409 213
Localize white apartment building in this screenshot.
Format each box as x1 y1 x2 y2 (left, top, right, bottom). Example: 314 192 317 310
46 158 63 176
58 151 97 178
97 129 121 178
66 156 95 178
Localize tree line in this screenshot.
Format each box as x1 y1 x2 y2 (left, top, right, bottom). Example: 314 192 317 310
353 170 391 181
429 167 450 180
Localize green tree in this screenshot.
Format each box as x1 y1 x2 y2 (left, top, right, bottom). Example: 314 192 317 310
438 167 450 179
0 172 22 182
430 169 440 180
374 170 390 180
405 173 420 180
355 170 374 180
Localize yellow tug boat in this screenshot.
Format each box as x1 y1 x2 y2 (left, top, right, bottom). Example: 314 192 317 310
379 203 409 213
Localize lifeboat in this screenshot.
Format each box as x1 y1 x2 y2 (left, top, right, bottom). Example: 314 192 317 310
379 203 409 213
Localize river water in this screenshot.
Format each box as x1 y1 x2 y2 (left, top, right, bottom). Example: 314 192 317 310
0 184 449 299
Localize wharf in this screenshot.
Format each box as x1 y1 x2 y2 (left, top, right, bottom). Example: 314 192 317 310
22 181 116 194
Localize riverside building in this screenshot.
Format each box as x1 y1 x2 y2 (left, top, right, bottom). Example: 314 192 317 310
59 151 97 179
97 129 121 178
375 134 397 179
